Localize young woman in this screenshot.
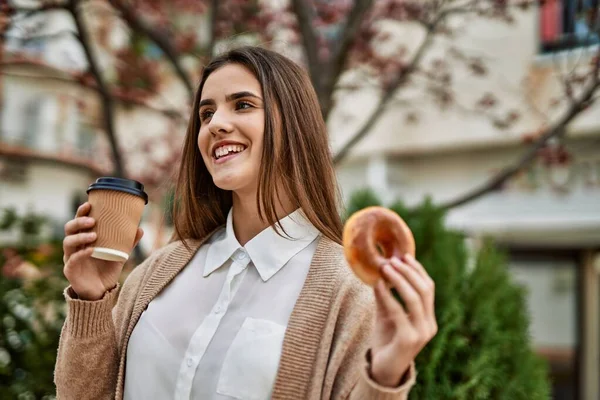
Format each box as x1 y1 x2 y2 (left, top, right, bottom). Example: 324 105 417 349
55 46 437 400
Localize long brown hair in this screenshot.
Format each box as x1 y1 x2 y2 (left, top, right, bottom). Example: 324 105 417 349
172 46 343 245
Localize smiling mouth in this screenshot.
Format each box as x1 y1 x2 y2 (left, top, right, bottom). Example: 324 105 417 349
213 144 247 163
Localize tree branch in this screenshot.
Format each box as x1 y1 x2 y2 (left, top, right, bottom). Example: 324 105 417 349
321 0 374 120
333 25 436 164
109 93 187 122
290 0 322 98
438 40 600 210
207 0 219 58
331 0 532 165
107 0 194 102
438 80 600 211
412 69 519 124
549 52 579 105
427 0 506 28
67 0 125 177
0 60 187 120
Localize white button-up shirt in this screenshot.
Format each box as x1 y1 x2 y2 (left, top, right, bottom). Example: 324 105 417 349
124 208 320 400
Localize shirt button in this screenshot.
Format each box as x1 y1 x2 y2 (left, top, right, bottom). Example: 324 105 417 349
214 306 222 314
187 357 193 367
235 250 248 261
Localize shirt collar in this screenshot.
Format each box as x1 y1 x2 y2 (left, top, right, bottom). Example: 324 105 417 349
203 208 320 281
203 210 241 277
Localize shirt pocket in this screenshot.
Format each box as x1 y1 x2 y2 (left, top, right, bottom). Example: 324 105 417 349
216 317 287 400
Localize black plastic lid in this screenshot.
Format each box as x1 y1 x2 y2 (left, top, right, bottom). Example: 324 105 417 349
87 177 148 204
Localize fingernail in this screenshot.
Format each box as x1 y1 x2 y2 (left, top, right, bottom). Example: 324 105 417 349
404 253 414 260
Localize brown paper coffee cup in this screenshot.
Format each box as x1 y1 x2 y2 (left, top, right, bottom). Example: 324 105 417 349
86 177 148 262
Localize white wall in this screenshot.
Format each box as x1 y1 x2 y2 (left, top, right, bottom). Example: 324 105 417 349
0 69 106 239
0 161 95 226
2 73 77 148
510 259 577 348
327 8 600 160
336 136 600 246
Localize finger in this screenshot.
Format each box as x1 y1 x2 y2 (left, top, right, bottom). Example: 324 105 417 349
403 254 436 315
63 232 97 259
381 263 425 322
75 202 91 218
374 278 407 321
66 247 94 268
391 257 435 317
64 217 95 236
133 228 144 248
402 253 431 282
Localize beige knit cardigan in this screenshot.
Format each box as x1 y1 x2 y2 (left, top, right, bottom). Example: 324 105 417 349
54 234 416 400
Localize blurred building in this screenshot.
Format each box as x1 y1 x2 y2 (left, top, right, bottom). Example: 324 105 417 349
0 62 108 238
0 5 186 250
331 5 600 400
1 2 599 399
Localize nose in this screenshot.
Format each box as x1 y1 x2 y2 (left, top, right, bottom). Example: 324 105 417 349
207 109 234 136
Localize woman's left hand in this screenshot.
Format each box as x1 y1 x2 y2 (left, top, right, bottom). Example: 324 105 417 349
369 254 437 387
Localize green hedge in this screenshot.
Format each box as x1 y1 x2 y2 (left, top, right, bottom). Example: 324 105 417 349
1 207 66 400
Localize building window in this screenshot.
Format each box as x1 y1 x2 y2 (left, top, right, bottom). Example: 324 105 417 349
22 99 43 148
77 124 96 159
508 250 581 400
5 12 48 57
540 0 599 53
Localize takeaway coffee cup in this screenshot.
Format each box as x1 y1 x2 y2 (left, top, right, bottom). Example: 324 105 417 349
86 177 148 262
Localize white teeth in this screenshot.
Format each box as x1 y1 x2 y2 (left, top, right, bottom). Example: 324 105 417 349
214 144 245 159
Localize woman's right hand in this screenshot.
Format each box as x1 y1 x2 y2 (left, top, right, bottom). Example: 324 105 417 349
62 202 144 301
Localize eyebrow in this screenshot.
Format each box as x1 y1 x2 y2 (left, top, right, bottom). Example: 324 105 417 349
199 91 262 108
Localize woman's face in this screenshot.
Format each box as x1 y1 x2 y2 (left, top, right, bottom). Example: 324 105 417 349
198 64 266 194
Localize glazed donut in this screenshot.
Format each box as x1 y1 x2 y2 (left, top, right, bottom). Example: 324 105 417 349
343 206 416 286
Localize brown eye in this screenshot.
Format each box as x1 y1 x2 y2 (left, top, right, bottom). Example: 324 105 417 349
200 110 214 122
235 101 253 110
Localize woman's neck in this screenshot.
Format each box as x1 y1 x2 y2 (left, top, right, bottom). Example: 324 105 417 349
231 189 295 246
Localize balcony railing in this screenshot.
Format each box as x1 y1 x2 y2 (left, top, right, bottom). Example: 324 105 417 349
0 130 106 173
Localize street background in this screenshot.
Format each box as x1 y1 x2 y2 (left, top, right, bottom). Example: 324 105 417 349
1 0 599 399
